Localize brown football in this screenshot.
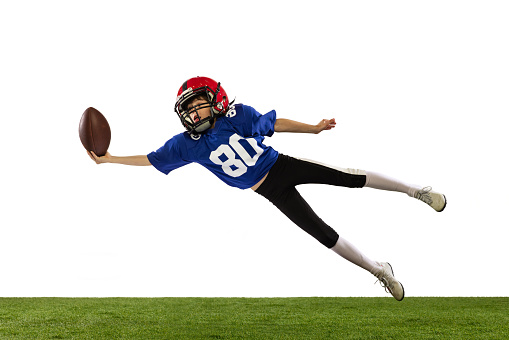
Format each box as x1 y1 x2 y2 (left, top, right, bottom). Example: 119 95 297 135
79 107 111 156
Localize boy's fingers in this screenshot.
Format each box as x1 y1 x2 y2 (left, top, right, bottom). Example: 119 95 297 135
87 150 100 164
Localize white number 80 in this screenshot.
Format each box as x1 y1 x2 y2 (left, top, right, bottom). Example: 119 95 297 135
209 133 263 177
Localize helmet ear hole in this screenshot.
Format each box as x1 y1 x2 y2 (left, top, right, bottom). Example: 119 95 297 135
214 101 224 114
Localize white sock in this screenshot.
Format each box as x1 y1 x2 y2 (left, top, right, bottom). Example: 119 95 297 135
364 171 420 197
331 237 381 275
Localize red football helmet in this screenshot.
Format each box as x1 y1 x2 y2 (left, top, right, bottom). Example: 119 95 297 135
174 77 230 133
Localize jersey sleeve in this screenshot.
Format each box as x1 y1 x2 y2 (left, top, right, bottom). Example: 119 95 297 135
147 134 190 175
238 105 277 137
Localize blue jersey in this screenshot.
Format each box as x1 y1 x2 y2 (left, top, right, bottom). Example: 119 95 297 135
147 104 279 189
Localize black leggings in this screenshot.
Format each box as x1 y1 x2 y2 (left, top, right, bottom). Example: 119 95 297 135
255 154 367 248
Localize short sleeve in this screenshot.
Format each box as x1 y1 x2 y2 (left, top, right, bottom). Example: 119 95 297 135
147 135 190 175
238 105 276 137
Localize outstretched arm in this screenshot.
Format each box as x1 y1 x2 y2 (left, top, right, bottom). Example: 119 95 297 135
88 151 152 166
274 118 336 134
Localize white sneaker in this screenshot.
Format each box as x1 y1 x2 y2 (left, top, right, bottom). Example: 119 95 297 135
374 262 405 301
414 187 447 212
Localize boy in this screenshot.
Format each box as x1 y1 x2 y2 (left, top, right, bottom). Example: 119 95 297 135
88 76 446 301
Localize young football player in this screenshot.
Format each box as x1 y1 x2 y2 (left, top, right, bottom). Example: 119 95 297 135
88 76 446 301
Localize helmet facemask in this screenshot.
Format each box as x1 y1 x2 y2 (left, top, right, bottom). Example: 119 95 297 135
174 77 230 134
175 86 223 134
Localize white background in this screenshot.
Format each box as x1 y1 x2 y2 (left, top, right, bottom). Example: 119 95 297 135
1 1 508 297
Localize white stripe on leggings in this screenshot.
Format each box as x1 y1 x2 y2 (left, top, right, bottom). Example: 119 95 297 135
295 157 367 176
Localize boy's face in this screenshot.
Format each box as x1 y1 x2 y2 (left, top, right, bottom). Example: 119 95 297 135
186 97 211 123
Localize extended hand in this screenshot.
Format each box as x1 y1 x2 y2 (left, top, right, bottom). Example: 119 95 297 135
88 151 111 164
315 118 336 133
87 152 151 166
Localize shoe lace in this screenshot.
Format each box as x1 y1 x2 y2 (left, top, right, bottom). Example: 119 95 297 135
415 186 433 205
372 267 393 294
374 276 392 294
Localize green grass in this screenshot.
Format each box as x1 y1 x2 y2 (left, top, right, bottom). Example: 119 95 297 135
0 297 507 339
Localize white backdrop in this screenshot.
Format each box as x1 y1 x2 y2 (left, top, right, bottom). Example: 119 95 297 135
1 0 508 297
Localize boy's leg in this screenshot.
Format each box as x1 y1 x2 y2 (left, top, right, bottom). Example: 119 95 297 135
331 236 381 274
292 157 417 195
331 238 405 301
257 185 382 277
258 185 340 248
258 180 379 273
292 157 446 212
365 171 447 212
255 155 405 300
364 171 419 197
260 187 405 301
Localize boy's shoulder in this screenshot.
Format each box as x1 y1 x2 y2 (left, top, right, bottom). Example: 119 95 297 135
231 103 256 114
224 103 258 122
163 131 200 151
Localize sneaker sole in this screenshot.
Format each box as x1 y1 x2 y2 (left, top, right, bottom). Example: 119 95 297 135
436 195 447 212
397 283 405 301
386 262 405 301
